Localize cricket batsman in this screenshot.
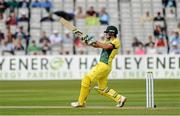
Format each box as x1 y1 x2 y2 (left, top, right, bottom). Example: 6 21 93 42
71 25 126 107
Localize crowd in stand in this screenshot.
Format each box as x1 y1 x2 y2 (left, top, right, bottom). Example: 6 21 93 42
0 0 111 55
0 0 179 55
130 0 180 55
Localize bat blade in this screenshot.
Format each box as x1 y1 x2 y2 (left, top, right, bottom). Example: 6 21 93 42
59 18 77 31
58 17 91 45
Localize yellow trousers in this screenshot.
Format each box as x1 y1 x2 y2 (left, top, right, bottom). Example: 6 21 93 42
78 62 122 105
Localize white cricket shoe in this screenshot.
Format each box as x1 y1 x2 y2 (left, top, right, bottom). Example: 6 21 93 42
71 102 85 108
116 96 127 107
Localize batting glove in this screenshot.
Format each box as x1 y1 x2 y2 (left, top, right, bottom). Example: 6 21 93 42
73 29 83 36
84 35 96 45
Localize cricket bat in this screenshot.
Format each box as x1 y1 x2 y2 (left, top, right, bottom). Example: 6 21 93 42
59 17 95 45
59 17 84 36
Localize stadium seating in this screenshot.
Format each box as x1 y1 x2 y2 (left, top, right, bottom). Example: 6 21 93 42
0 0 179 55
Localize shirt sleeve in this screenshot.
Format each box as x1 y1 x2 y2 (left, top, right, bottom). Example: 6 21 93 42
110 39 120 49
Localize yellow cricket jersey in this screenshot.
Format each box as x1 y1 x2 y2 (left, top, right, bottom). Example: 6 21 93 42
99 37 120 66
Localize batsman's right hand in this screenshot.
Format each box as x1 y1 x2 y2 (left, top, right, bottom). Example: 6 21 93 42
81 35 96 46
87 36 96 45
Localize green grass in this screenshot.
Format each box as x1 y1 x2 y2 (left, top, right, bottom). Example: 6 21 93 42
0 80 180 115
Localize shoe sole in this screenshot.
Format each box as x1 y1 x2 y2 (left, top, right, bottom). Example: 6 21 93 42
71 105 85 108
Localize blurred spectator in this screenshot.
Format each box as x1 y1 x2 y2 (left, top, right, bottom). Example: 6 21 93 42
41 40 51 55
0 30 4 42
140 11 153 24
6 0 19 11
0 0 8 20
14 26 27 40
40 13 55 22
125 49 131 55
6 12 17 26
85 6 99 25
132 37 143 48
162 0 176 18
134 43 145 55
31 0 41 8
169 41 180 54
14 38 24 51
154 12 165 21
132 37 143 53
166 9 176 19
154 25 162 38
49 30 63 54
39 31 51 55
62 31 73 45
170 32 180 45
6 25 12 35
99 7 109 25
1 33 15 55
49 30 62 45
39 31 50 44
18 11 29 22
86 6 97 16
162 0 176 8
74 36 81 47
146 42 157 54
74 36 85 54
28 40 41 55
154 12 165 27
62 31 73 54
145 35 155 47
41 0 52 12
174 23 180 34
155 29 167 54
169 31 176 42
162 0 166 8
54 10 74 21
75 6 85 19
19 0 29 8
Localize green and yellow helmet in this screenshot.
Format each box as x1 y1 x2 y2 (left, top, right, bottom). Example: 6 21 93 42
104 25 118 35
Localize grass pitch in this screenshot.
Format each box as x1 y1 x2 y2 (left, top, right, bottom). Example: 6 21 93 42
0 79 180 115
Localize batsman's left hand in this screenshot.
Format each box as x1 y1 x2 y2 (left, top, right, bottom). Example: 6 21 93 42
86 36 96 45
